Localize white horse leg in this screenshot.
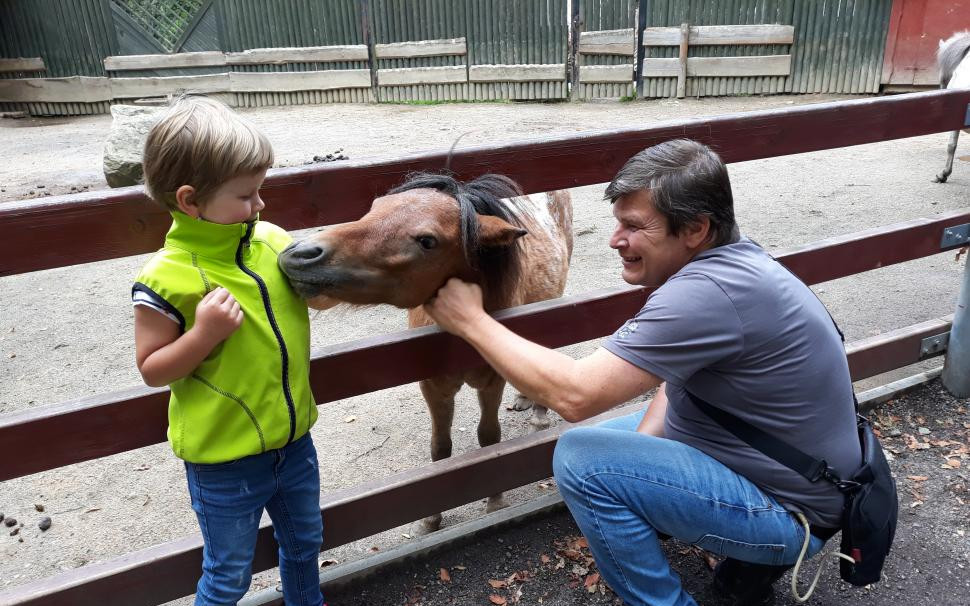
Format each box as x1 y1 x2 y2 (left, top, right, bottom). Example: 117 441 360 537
511 392 551 429
935 130 960 183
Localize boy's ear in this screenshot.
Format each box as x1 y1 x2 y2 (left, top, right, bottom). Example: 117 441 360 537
175 185 200 218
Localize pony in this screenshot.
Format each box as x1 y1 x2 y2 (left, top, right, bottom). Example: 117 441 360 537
934 31 970 183
279 173 573 531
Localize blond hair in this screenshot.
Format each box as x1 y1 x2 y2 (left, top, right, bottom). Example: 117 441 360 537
142 96 274 210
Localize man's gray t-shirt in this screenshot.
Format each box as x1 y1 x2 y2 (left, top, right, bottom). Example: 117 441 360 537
603 238 860 528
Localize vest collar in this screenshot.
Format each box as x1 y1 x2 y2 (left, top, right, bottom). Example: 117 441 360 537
164 211 257 260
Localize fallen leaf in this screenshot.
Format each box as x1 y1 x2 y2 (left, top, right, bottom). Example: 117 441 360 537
910 501 923 508
320 558 338 568
568 578 582 589
560 548 582 561
401 533 412 539
344 416 356 423
489 579 507 589
947 459 962 469
572 537 589 549
907 475 929 482
439 568 450 582
584 573 601 588
489 595 507 605
540 554 551 564
454 565 466 570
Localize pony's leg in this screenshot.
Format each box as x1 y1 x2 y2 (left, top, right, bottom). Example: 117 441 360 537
477 375 510 513
511 393 551 429
417 376 462 533
935 130 960 183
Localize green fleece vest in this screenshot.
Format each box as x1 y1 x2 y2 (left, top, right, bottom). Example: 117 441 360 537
133 212 316 464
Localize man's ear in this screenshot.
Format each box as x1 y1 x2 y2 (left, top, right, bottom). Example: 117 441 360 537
175 185 200 218
683 215 712 248
478 215 528 247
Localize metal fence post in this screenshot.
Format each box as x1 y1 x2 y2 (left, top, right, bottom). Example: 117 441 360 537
943 254 970 397
634 0 648 98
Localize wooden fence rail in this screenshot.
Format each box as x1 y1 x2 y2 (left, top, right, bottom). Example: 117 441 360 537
2 208 969 483
2 89 969 277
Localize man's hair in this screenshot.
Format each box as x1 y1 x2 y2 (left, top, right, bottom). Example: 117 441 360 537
142 96 273 211
604 139 738 247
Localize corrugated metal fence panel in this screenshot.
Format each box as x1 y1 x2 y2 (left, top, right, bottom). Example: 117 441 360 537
372 0 468 102
640 0 891 98
0 0 115 115
218 0 373 106
177 1 222 52
466 0 568 100
577 0 635 99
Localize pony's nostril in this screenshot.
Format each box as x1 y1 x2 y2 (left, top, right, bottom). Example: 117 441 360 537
282 242 330 267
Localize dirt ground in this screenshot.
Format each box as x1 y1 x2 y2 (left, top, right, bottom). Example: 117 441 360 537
1 94 970 604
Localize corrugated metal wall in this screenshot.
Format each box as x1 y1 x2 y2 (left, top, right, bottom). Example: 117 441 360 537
640 0 892 98
465 0 567 101
577 0 636 99
371 0 468 102
218 0 374 105
0 0 115 115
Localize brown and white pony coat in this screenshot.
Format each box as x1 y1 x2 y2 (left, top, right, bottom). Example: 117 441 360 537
279 173 573 530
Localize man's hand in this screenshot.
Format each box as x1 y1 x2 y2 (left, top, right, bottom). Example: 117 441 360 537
194 287 243 344
423 278 487 337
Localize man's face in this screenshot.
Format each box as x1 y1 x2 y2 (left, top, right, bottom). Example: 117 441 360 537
609 189 697 287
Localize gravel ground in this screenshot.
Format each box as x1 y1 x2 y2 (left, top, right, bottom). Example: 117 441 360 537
1 94 969 604
327 378 970 606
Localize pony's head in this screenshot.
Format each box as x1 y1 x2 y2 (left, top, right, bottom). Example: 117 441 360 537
279 173 528 309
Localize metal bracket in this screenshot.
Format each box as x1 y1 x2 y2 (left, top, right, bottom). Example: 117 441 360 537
942 223 970 249
920 332 950 359
965 103 970 127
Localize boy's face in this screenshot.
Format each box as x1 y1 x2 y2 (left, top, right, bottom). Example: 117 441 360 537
199 170 267 224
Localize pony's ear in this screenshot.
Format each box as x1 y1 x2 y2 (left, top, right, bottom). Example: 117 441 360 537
478 215 528 247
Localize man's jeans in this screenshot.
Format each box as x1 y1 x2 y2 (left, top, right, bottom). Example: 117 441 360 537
185 433 324 606
552 411 825 606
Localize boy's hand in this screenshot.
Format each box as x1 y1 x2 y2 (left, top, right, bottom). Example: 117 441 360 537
194 287 243 344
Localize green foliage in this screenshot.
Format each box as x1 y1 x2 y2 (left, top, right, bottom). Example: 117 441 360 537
115 0 203 52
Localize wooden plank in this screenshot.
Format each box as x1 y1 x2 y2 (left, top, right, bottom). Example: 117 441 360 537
468 64 566 83
643 55 792 78
643 24 795 46
0 314 943 606
377 65 467 86
0 76 111 103
677 23 689 98
374 38 466 59
2 89 970 276
104 51 227 71
110 73 231 98
0 57 45 72
229 69 371 92
578 29 635 55
226 45 369 65
578 64 633 83
4 207 969 482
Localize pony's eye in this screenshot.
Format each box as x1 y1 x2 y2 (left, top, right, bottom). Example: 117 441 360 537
416 235 438 250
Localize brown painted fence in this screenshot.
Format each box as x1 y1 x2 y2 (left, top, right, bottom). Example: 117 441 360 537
1 88 969 605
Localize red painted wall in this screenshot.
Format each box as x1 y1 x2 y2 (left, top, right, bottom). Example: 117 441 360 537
883 0 970 87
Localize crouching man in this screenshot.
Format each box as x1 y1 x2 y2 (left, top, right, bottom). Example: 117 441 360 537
423 139 859 605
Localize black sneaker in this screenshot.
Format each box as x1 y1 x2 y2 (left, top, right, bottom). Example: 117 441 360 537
711 558 791 606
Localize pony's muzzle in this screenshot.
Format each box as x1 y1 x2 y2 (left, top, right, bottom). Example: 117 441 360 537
280 240 332 273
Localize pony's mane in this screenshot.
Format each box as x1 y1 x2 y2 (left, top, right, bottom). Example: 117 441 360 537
939 31 970 88
388 172 525 308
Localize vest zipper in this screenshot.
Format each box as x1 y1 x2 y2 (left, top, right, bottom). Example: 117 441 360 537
235 222 297 444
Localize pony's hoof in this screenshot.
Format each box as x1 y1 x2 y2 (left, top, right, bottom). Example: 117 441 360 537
485 495 509 513
416 514 442 535
529 415 552 430
934 174 949 183
511 394 534 411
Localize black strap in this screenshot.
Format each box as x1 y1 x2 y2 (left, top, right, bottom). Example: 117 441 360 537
687 391 860 493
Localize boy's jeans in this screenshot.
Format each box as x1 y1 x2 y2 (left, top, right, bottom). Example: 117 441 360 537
185 433 324 606
552 411 826 606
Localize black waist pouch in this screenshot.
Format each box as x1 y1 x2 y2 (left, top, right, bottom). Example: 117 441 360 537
689 391 900 587
839 415 898 586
